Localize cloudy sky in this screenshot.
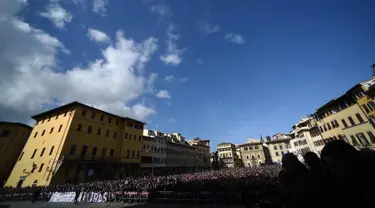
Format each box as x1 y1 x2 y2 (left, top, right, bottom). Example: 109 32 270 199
1 0 375 149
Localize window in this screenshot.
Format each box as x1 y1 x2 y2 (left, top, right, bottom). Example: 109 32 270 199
350 135 358 146
81 145 88 157
320 127 324 132
276 152 279 156
342 119 349 128
97 128 101 136
87 126 92 134
82 109 86 116
127 122 133 127
41 130 45 136
356 114 364 123
356 133 370 146
40 148 45 157
139 136 142 141
69 145 77 155
92 147 97 156
362 104 370 113
34 132 38 138
331 121 336 128
279 145 283 150
110 149 114 156
91 112 96 119
327 123 331 130
127 150 130 158
348 116 356 126
246 156 249 159
38 163 44 172
108 117 112 124
368 101 375 111
113 132 117 138
31 164 37 173
244 147 248 151
334 120 339 127
255 146 259 149
18 152 24 161
333 136 338 140
31 149 37 159
274 146 277 150
50 127 54 134
56 114 59 119
49 146 54 155
58 125 63 132
133 135 136 140
106 130 110 137
137 150 140 158
48 117 51 122
132 150 135 158
101 148 106 156
64 111 68 117
367 131 375 143
257 154 260 159
249 146 253 150
116 119 119 125
100 115 104 121
77 124 82 131
125 133 128 139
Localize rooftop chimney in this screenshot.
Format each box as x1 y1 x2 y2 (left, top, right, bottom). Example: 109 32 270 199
372 64 375 77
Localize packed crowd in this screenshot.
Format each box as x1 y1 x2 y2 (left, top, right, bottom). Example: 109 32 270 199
1 140 375 208
0 165 281 194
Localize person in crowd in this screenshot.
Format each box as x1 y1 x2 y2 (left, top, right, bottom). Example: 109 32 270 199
279 153 311 208
74 187 82 204
32 187 41 204
321 140 367 208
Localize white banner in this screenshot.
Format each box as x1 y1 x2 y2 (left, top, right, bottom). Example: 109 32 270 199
49 192 111 203
49 192 75 202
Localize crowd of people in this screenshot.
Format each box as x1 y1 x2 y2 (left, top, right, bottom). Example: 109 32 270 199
1 140 375 208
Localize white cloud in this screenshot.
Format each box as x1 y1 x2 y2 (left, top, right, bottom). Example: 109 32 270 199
197 21 220 35
197 58 203 64
156 90 171 99
164 75 174 81
40 3 72 29
225 33 245 44
0 0 158 122
150 2 170 17
164 75 187 82
93 0 108 16
160 24 185 66
87 28 111 44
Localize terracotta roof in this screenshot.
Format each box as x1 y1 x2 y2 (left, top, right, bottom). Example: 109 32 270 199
31 101 145 124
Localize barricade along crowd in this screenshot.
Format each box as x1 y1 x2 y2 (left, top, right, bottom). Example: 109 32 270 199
1 140 375 208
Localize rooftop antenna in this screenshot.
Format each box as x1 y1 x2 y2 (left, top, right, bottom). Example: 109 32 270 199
372 63 375 77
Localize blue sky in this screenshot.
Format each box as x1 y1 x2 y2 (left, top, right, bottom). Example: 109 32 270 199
1 0 375 150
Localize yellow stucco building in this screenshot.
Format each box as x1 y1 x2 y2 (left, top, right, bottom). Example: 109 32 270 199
315 83 375 150
0 122 32 186
5 101 145 188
